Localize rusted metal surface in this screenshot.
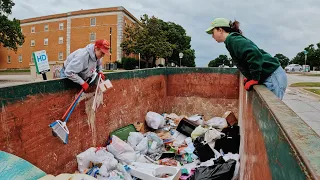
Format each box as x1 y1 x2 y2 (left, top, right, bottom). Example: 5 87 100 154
254 85 320 179
238 76 272 180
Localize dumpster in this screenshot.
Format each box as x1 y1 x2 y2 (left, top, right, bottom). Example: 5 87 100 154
0 68 319 179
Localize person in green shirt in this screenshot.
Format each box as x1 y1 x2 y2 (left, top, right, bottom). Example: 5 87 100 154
206 18 287 100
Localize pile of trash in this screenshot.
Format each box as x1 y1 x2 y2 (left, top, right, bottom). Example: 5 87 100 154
54 111 240 180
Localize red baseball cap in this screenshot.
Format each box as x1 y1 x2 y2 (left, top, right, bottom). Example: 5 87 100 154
95 39 111 55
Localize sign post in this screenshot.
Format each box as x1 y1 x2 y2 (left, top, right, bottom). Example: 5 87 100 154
32 50 50 80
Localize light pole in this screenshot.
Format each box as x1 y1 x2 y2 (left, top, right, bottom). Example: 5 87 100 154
179 52 183 67
139 53 141 69
303 50 308 65
109 27 112 70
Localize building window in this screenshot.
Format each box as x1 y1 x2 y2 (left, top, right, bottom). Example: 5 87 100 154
90 18 96 26
7 56 11 63
90 32 96 42
31 27 35 33
44 24 49 31
44 38 48 45
59 37 63 44
124 20 127 27
18 55 22 63
58 52 63 60
31 40 35 46
59 23 64 30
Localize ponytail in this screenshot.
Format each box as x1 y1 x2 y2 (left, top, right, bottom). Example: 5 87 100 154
230 20 242 34
219 20 242 34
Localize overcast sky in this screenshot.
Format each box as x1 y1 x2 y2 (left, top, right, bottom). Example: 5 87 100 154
10 0 320 67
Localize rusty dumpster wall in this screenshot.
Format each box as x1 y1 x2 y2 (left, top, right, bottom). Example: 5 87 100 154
0 68 239 175
165 68 239 119
239 76 320 180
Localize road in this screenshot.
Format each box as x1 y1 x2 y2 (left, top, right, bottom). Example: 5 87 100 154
283 74 320 136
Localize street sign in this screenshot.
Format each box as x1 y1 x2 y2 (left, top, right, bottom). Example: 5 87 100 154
32 50 50 74
303 50 308 55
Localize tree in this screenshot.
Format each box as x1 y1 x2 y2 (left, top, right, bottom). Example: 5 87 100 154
121 14 195 67
0 0 24 51
291 43 320 69
180 49 196 67
121 14 173 67
274 53 290 68
208 55 228 67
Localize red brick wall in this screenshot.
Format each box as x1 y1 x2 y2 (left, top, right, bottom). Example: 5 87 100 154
0 72 239 175
70 15 118 65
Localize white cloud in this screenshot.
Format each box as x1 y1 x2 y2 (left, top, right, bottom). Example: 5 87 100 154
10 0 320 67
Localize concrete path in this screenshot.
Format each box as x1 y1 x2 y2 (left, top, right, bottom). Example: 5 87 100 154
0 75 32 88
283 74 320 136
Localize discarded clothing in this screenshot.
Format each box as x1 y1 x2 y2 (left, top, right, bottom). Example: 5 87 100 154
214 126 240 154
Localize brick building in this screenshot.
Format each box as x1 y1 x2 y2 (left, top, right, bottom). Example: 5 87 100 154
0 6 140 69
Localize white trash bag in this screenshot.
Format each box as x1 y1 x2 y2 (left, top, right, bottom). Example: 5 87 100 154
127 132 144 150
107 135 136 164
135 137 149 155
145 111 165 129
205 117 228 129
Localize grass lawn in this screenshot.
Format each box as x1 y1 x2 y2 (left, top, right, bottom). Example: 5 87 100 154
102 70 114 72
301 73 320 76
0 69 30 75
290 82 320 87
304 89 320 95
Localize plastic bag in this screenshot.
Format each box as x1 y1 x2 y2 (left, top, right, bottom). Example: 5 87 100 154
205 117 228 130
76 147 118 173
187 159 236 180
127 132 144 150
223 153 240 180
146 132 164 154
204 127 225 143
191 125 208 140
145 111 165 129
187 114 204 125
135 137 148 155
107 135 136 164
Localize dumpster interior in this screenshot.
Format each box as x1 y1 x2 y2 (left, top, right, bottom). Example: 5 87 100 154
1 68 317 180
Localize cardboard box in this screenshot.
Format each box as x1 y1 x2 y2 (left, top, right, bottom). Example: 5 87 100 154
222 111 238 126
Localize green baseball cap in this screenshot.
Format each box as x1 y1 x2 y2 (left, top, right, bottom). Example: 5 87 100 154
206 18 231 34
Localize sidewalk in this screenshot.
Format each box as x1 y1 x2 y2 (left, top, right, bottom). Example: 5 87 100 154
283 87 320 136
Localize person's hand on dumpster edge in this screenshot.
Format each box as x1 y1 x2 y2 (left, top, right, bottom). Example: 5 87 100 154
98 72 105 80
81 82 89 92
244 80 258 91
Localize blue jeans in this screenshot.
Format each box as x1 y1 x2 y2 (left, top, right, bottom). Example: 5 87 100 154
263 66 288 100
60 67 66 78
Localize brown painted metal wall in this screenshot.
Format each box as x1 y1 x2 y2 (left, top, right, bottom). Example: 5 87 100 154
0 71 239 175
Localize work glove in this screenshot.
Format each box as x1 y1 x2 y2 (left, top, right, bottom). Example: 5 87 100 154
98 72 106 80
243 78 248 85
244 80 259 91
81 82 89 92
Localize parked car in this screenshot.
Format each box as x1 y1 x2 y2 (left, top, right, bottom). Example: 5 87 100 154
285 64 302 72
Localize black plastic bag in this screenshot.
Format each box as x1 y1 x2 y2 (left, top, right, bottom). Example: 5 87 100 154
187 159 236 180
193 133 216 162
214 125 240 154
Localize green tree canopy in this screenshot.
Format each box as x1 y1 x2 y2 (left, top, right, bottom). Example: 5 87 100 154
0 0 24 51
